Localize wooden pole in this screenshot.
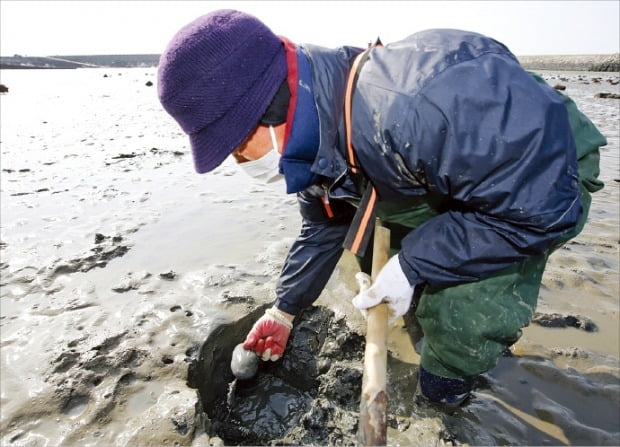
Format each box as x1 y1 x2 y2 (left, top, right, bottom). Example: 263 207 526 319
358 219 390 446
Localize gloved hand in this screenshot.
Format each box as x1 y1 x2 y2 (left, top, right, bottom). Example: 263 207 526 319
242 307 294 361
352 254 415 325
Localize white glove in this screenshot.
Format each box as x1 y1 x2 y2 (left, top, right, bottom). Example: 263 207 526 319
352 254 415 325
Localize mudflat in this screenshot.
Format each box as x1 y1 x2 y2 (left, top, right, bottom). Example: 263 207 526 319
0 67 618 446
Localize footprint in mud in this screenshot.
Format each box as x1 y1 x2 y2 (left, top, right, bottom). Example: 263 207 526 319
62 394 90 418
46 331 150 422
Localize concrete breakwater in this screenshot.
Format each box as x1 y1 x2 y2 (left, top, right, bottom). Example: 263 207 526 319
518 53 620 72
1 53 619 71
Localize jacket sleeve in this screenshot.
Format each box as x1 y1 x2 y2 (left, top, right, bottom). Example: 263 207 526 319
275 186 356 315
397 55 584 289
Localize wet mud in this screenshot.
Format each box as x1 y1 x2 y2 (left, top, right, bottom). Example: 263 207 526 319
189 305 367 445
189 304 620 446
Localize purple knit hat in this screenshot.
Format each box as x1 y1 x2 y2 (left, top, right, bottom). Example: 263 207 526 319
157 9 287 173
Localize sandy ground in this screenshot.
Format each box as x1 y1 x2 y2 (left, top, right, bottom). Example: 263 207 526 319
0 67 618 446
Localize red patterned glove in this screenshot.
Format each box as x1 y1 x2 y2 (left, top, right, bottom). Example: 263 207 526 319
242 307 294 361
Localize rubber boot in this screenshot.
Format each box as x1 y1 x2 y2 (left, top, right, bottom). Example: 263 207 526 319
415 366 474 412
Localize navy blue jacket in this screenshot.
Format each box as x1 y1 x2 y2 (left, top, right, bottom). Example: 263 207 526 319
275 29 581 315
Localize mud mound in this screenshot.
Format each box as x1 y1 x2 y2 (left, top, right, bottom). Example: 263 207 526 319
188 305 367 445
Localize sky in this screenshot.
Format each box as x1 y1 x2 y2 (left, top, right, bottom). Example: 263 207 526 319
1 1 619 57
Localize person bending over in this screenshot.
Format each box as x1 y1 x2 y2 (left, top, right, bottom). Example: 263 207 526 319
157 9 605 408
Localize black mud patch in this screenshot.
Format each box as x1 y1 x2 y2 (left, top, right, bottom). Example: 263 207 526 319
188 305 369 445
532 312 598 332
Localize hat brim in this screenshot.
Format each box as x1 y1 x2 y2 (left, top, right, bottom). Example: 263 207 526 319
188 52 287 174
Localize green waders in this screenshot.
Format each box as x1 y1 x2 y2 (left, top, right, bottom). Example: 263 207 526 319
359 77 606 379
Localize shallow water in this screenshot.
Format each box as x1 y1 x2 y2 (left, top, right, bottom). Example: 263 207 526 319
0 67 619 446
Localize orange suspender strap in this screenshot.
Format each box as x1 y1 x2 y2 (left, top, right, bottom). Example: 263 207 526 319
344 48 370 174
343 184 378 256
343 42 382 258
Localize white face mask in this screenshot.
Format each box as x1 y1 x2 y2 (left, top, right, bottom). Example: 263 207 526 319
238 125 284 184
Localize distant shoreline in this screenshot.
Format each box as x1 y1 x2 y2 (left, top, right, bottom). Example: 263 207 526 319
0 54 160 70
517 54 619 72
1 53 618 71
